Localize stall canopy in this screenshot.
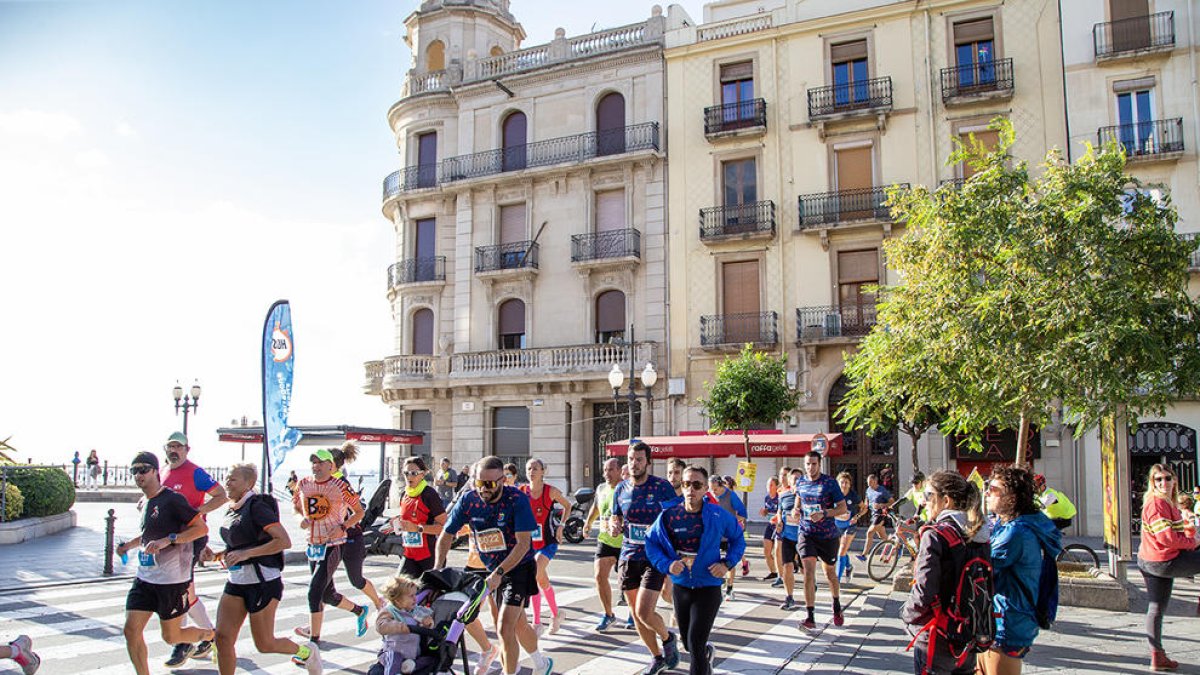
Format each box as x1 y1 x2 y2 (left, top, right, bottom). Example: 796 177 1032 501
607 432 843 459
215 425 422 445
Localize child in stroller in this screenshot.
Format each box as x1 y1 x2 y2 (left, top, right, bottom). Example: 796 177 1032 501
370 568 490 675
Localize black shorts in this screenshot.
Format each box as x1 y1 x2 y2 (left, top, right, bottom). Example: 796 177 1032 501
870 512 889 527
798 534 839 565
224 578 284 614
763 524 777 541
780 538 800 568
618 558 665 592
400 555 435 580
126 578 190 620
497 560 538 608
192 536 209 569
595 541 622 560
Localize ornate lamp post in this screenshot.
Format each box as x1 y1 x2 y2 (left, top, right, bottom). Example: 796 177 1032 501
607 326 657 440
173 381 201 435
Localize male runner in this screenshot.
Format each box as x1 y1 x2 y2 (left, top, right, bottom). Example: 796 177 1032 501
857 473 892 562
610 442 681 675
118 451 214 675
584 457 626 631
776 468 805 608
794 451 848 631
436 457 553 675
159 431 227 665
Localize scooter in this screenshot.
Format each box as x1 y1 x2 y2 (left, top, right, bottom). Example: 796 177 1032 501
561 487 595 544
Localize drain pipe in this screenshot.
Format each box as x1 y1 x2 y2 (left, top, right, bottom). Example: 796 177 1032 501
1189 0 1200 188
925 7 938 185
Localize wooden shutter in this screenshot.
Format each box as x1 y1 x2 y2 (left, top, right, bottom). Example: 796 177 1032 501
498 299 525 336
835 146 873 190
595 290 626 333
722 260 760 315
959 130 1000 178
492 407 530 458
595 190 625 232
410 410 432 459
499 203 526 244
720 61 753 82
411 308 434 355
838 250 879 284
1110 0 1149 22
831 40 868 63
418 132 437 166
953 18 994 45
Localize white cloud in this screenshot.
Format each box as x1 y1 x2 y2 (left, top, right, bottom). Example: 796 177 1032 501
0 109 83 142
116 121 137 138
74 148 111 169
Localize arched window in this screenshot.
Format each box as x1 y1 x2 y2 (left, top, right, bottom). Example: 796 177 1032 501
498 299 526 349
595 290 626 343
426 40 446 71
596 92 626 156
490 45 504 57
502 111 527 172
411 308 434 355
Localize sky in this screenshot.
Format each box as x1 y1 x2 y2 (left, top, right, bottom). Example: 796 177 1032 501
0 0 705 474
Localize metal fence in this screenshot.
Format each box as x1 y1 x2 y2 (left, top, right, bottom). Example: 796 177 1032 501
700 311 779 347
795 303 877 343
388 256 446 287
1097 118 1184 159
475 241 540 273
699 200 776 239
571 229 641 262
1093 11 1174 59
704 98 767 135
797 185 907 228
940 57 1014 101
808 76 892 119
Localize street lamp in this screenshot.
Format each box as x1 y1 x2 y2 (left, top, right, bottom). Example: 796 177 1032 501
608 325 657 440
173 381 201 435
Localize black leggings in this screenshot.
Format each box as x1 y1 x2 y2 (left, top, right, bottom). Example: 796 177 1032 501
672 584 722 675
1140 549 1200 650
341 530 368 590
308 544 345 613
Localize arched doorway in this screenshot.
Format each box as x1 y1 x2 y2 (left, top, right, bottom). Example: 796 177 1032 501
1129 422 1198 534
827 373 898 493
596 92 626 156
502 111 527 172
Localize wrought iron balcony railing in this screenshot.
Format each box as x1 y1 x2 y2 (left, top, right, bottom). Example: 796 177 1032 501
442 122 659 183
699 200 776 240
704 99 767 135
475 241 539 273
382 165 439 201
796 303 877 343
940 58 1014 101
700 311 778 347
1179 232 1200 270
571 228 641 263
808 76 893 120
388 257 446 287
1094 11 1174 59
1097 118 1184 160
797 184 908 229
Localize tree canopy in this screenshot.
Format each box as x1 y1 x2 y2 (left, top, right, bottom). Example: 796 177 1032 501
698 345 800 463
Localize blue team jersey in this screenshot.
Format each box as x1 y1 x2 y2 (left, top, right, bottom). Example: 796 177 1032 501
835 489 861 532
796 474 845 540
763 493 780 517
611 474 677 561
865 485 892 511
658 507 704 556
444 485 536 571
778 491 800 541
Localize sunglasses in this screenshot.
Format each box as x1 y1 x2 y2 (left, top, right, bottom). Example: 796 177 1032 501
682 480 706 491
404 470 424 477
986 482 1005 494
130 465 154 475
923 490 937 500
1154 475 1175 483
474 479 501 489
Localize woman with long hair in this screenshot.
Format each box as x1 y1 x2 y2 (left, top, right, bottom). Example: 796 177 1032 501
833 471 864 582
1137 463 1200 671
522 458 573 635
900 470 989 674
979 466 1061 675
387 456 448 580
331 442 384 610
760 477 781 582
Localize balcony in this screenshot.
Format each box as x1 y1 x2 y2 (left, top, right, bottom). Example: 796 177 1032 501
797 184 907 231
941 58 1014 106
704 99 767 138
700 311 779 349
402 69 450 97
1097 118 1184 163
1094 11 1174 61
796 303 877 345
388 257 446 289
382 165 439 202
807 76 893 133
571 228 641 269
474 241 539 277
700 200 776 242
1180 233 1200 271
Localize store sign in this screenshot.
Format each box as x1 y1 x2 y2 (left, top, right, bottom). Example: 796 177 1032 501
951 426 1042 461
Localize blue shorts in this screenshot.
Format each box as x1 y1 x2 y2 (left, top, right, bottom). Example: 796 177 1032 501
836 525 858 538
535 543 558 561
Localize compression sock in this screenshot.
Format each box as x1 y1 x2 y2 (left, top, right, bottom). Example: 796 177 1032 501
188 600 214 630
806 607 815 622
351 605 366 616
543 585 558 617
531 593 542 625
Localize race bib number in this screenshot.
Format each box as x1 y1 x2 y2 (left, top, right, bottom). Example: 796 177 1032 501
531 525 543 543
626 523 648 545
138 549 156 567
306 543 327 562
802 503 821 518
402 531 423 549
785 511 802 526
476 528 507 554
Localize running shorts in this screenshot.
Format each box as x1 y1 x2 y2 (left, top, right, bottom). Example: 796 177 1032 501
763 523 777 541
780 538 801 568
595 541 622 560
618 558 665 592
224 578 284 614
497 560 538 608
798 534 839 565
536 543 559 561
126 579 190 620
399 555 435 581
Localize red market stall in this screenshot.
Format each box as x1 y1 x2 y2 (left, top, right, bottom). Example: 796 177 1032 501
606 432 843 459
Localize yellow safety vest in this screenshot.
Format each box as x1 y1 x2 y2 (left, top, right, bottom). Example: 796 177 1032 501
1042 487 1076 520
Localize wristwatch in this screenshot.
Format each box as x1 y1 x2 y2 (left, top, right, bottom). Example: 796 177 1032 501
168 533 178 544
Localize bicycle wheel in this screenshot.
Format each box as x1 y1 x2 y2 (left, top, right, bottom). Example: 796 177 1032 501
867 539 901 582
1057 543 1100 568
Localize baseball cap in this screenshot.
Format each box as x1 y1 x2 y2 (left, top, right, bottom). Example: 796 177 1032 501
131 451 159 470
309 448 335 464
165 431 188 447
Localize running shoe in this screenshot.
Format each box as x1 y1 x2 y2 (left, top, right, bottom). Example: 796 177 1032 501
534 623 545 637
855 554 867 563
355 605 370 638
192 640 214 660
165 643 195 668
799 617 817 631
741 560 750 577
531 653 554 675
294 626 312 639
662 632 680 670
292 642 323 674
474 645 501 675
779 597 795 611
595 614 617 632
724 586 734 602
625 615 636 630
761 572 778 581
833 608 845 627
549 613 564 635
640 655 668 675
617 596 627 606
9 635 39 675
771 577 784 588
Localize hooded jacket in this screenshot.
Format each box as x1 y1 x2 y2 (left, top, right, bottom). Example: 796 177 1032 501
900 510 991 629
645 500 745 588
990 511 1062 649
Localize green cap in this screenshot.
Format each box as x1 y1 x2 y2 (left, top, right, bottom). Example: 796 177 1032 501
309 448 335 464
165 431 188 447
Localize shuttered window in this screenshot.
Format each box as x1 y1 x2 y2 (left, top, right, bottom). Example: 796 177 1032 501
492 407 530 460
835 146 873 191
1110 0 1149 22
720 62 754 106
722 159 757 206
595 290 626 343
959 129 1000 178
498 299 525 349
499 203 526 245
410 410 432 460
831 40 868 63
595 190 625 232
953 18 994 45
720 61 753 82
838 250 879 284
722 260 760 315
411 308 434 355
596 93 626 156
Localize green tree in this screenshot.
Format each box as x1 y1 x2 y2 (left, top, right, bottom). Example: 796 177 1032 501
698 345 800 487
845 118 1200 466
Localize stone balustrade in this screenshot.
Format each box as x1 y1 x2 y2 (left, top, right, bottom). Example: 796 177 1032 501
697 14 772 42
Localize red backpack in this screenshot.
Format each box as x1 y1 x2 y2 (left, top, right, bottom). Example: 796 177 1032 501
906 522 997 674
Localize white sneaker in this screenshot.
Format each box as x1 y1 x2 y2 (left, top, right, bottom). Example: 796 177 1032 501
305 641 323 675
548 613 564 635
534 623 545 637
474 645 501 675
530 654 554 675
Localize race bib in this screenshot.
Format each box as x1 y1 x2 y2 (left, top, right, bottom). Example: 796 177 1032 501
626 523 648 545
138 549 156 567
531 525 543 543
802 503 821 518
306 543 327 562
785 511 802 526
402 531 423 549
476 528 507 554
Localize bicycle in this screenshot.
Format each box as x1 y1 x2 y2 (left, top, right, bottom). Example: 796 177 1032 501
1050 517 1101 568
866 511 923 582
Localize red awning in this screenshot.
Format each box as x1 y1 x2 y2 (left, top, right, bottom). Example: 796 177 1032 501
606 433 842 459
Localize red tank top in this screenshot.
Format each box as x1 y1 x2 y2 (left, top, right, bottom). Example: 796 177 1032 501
520 483 556 549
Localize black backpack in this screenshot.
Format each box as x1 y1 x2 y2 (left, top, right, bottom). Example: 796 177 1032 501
907 522 996 674
225 493 285 579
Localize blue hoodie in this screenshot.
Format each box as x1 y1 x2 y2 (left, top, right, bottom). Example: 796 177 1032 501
645 501 745 588
990 511 1062 649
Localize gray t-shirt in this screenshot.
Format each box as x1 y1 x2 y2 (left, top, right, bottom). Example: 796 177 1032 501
136 488 199 585
436 468 456 502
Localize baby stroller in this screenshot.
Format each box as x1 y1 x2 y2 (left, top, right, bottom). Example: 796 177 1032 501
368 567 490 675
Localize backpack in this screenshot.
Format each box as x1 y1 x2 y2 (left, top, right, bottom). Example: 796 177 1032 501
1033 544 1059 630
907 522 997 675
226 493 285 579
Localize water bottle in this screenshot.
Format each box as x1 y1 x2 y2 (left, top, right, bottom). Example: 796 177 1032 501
117 541 128 565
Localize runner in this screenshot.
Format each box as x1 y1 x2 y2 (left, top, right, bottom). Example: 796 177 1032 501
609 441 681 675
794 451 848 631
705 474 746 601
521 458 572 636
775 467 805 607
666 459 686 497
388 456 448 580
833 471 864 582
293 448 371 644
159 431 228 666
329 442 386 610
584 457 626 631
117 451 215 675
209 463 321 674
646 465 745 675
503 463 520 488
857 473 893 562
760 477 781 582
2 635 39 674
462 534 502 675
772 467 794 588
435 456 553 675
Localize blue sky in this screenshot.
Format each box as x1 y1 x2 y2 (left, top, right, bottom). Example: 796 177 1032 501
0 0 703 473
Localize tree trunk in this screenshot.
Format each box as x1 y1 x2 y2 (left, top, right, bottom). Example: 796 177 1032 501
742 428 752 505
1015 410 1030 467
908 430 923 475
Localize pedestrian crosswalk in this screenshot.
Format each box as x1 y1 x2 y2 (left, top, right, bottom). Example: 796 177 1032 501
0 548 869 674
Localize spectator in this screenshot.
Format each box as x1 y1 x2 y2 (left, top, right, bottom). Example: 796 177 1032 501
285 470 299 496
455 466 470 492
1137 463 1200 671
85 449 101 490
434 458 456 506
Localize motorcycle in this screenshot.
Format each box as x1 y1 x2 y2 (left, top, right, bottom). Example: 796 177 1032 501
561 487 595 544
